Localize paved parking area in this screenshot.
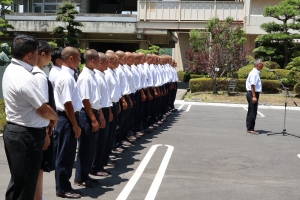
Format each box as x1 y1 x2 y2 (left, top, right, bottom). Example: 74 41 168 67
1 101 300 200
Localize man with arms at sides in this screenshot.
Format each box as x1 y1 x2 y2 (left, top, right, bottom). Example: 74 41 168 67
49 47 63 87
104 52 122 167
75 49 105 188
2 34 58 200
54 47 82 198
91 52 113 177
246 59 263 135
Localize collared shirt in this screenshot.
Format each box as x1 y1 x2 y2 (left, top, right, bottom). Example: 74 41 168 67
115 64 131 95
104 68 122 103
150 64 159 87
131 64 142 90
54 65 82 112
2 58 48 128
144 62 153 87
77 66 101 110
246 68 262 92
138 64 148 89
49 65 61 88
123 64 137 93
95 69 112 108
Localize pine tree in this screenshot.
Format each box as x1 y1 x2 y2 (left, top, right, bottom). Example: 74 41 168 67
52 2 83 48
0 0 14 37
253 0 300 68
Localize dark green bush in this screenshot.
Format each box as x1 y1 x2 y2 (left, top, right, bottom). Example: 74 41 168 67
177 71 184 82
183 73 190 82
294 82 300 94
264 61 281 69
190 74 209 79
286 57 300 71
189 78 281 93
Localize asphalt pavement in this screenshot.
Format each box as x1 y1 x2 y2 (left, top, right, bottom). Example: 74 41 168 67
1 86 300 199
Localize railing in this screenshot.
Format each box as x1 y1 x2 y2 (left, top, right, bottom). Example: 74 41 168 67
138 0 244 21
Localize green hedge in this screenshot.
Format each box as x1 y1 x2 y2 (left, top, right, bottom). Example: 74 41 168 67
177 71 209 82
263 61 281 69
189 78 281 93
0 99 6 132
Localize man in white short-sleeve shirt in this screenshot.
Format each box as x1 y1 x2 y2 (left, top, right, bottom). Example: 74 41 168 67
49 47 63 87
245 59 263 135
2 34 58 200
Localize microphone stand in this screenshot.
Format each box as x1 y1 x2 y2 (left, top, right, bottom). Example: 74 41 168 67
267 70 300 137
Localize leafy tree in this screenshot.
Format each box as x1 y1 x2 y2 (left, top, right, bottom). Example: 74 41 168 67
185 17 249 94
159 48 172 56
253 0 300 68
136 45 160 54
0 0 14 37
52 2 83 48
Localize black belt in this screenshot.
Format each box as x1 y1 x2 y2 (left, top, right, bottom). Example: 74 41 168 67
6 121 47 130
113 102 119 106
81 108 99 113
57 111 79 115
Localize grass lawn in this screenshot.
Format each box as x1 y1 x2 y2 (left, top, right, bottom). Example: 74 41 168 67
184 91 300 107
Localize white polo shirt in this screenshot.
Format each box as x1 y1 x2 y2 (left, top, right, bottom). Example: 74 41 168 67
95 69 112 108
77 66 101 110
115 65 131 95
123 64 137 94
104 68 122 103
246 68 262 92
54 65 82 112
32 67 49 102
2 58 48 128
49 65 61 88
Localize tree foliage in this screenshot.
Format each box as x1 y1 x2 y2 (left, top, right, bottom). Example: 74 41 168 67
253 0 300 68
52 2 83 48
136 45 160 54
185 17 249 94
0 0 14 37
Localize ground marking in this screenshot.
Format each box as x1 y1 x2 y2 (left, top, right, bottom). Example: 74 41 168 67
145 145 174 200
297 154 300 159
177 104 185 111
242 107 265 117
116 144 162 200
185 105 192 112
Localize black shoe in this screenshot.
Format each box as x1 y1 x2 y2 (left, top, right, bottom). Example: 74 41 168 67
74 179 95 188
87 176 101 185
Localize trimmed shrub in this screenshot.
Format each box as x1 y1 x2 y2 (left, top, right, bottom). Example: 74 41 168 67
286 57 300 71
294 82 300 94
190 74 209 79
237 65 275 80
177 70 184 82
183 73 190 82
189 78 281 93
246 55 254 65
0 99 6 132
264 61 280 69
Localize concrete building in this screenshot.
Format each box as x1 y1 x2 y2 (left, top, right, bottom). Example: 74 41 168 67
2 0 282 71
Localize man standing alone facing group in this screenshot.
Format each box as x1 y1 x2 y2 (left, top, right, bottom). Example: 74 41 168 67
246 59 263 135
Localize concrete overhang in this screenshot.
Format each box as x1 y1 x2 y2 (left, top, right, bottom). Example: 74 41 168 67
137 21 207 30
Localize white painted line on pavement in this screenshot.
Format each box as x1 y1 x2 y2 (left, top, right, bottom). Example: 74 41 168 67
185 105 191 112
145 145 174 200
177 104 185 111
116 144 162 200
297 154 300 159
242 107 265 117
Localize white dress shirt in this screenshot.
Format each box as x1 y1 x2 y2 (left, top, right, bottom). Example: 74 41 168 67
123 64 137 93
115 65 131 95
144 62 153 87
32 66 49 102
95 69 112 108
49 65 61 88
77 66 101 110
131 64 142 90
104 68 122 103
2 58 48 128
150 64 159 87
138 64 148 89
246 68 262 92
54 65 82 112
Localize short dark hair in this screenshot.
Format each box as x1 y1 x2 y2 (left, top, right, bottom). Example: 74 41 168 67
38 40 52 55
51 47 63 65
12 34 39 60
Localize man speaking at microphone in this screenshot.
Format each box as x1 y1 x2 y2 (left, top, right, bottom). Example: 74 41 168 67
245 59 263 135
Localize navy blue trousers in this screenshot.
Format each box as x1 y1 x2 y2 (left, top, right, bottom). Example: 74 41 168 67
75 109 99 182
91 107 109 173
54 111 79 194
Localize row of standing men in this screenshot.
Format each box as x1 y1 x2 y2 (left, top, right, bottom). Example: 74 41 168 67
2 35 178 200
50 48 179 198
